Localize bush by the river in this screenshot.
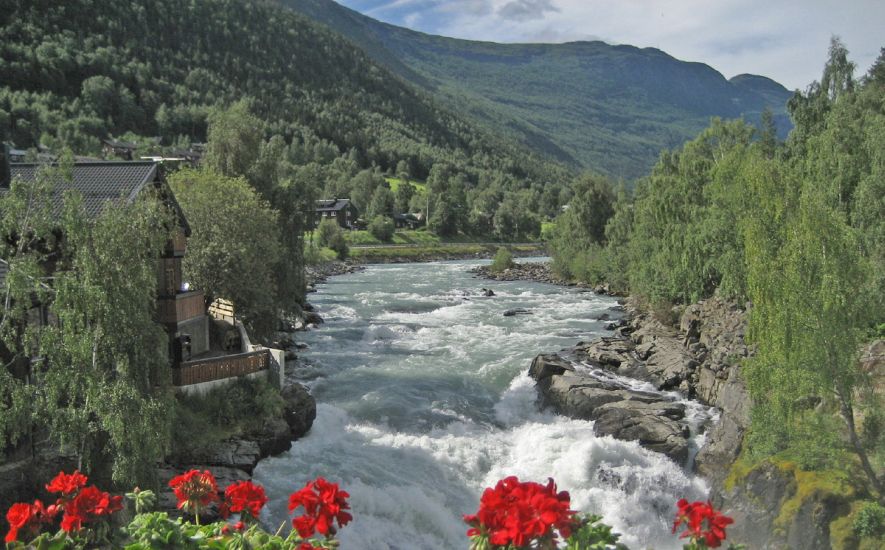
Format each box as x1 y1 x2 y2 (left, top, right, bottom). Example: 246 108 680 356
368 216 395 242
490 247 515 273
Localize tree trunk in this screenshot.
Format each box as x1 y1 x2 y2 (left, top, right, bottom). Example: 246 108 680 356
837 388 882 498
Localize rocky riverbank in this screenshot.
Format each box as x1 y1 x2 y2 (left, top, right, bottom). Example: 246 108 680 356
527 294 882 548
306 261 364 290
0 382 317 520
158 382 316 516
471 261 620 295
354 244 546 264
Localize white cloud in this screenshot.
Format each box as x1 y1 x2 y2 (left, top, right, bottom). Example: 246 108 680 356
341 0 884 89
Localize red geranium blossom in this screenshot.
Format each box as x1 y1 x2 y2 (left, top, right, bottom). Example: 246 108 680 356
672 499 734 548
4 500 55 543
463 476 577 547
168 469 220 518
297 543 322 550
287 477 352 538
60 486 123 533
221 480 268 521
46 470 88 496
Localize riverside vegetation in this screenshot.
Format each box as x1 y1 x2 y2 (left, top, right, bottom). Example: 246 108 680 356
548 39 885 542
5 469 740 549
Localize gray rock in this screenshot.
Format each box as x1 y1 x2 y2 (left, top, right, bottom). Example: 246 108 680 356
530 354 690 462
282 383 317 439
591 400 689 463
302 311 324 326
503 308 532 317
528 354 575 380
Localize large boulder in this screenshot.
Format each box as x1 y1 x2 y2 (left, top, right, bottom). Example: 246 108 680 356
530 355 690 462
590 400 689 462
282 383 316 440
528 354 574 380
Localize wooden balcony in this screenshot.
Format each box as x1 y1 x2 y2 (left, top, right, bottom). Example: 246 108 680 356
172 349 270 386
157 290 205 325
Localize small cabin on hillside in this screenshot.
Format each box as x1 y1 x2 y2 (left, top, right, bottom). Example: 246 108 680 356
394 212 423 230
315 198 358 229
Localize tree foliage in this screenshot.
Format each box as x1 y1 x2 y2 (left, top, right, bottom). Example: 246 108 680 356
0 160 177 487
168 168 281 339
548 39 884 488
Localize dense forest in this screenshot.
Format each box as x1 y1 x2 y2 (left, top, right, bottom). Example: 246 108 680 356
0 0 577 241
550 40 884 496
286 0 794 179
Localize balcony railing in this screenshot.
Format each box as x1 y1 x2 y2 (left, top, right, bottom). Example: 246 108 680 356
172 349 270 386
157 290 205 325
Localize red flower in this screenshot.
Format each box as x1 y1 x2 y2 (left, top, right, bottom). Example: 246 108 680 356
288 477 352 538
463 476 577 547
5 500 59 543
297 543 322 550
5 503 34 543
672 499 734 548
168 469 219 517
60 486 122 532
46 470 88 496
222 480 268 521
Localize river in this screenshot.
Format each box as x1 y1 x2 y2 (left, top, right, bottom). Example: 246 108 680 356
253 259 711 549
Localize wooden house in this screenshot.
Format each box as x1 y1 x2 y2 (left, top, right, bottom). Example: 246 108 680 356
315 198 358 229
394 212 424 229
2 156 278 391
102 138 137 160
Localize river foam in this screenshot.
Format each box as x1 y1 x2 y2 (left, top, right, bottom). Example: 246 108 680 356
255 259 712 549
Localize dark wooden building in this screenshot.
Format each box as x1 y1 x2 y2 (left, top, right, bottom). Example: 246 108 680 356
315 198 359 229
5 160 210 366
102 138 137 160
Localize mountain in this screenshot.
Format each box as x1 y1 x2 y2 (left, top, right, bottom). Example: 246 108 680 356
283 0 794 179
0 0 563 184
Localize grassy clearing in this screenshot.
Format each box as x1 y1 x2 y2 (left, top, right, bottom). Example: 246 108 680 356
385 176 427 193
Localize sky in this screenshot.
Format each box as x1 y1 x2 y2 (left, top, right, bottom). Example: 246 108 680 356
337 0 883 90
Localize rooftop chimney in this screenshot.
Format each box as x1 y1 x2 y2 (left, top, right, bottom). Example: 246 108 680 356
1 143 10 188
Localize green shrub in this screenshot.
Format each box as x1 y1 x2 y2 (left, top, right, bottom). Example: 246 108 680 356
368 215 395 242
304 243 337 265
490 247 515 272
328 232 349 260
171 377 284 457
316 218 342 248
853 501 885 538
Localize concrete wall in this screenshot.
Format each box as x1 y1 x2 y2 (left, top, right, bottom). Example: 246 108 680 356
177 315 210 356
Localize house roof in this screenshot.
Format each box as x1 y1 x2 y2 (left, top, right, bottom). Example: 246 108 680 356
8 161 158 219
102 139 137 150
316 198 355 212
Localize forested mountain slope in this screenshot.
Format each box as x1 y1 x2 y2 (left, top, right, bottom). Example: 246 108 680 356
0 0 564 183
285 0 794 179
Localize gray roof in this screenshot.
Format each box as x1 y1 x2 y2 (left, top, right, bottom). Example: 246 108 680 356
316 198 355 212
102 139 137 149
7 161 158 219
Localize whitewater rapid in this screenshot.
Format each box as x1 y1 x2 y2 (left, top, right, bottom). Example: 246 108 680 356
253 259 712 549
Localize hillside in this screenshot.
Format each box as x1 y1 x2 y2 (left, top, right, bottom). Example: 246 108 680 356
284 0 794 179
0 0 564 184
